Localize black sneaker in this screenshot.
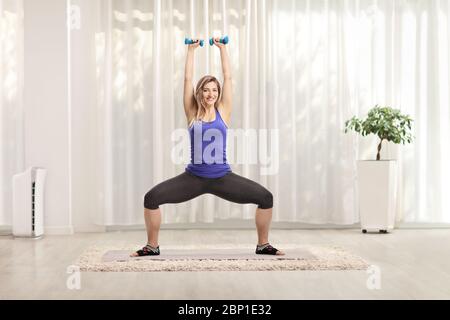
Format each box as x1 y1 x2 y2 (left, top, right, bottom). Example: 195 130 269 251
255 243 281 255
134 244 160 256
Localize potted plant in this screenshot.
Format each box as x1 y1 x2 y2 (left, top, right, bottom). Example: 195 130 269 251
344 105 414 233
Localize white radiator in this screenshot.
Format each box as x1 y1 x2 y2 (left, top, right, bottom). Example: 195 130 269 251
12 167 47 238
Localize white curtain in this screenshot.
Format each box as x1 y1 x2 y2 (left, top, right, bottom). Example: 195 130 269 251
0 0 23 226
71 0 450 226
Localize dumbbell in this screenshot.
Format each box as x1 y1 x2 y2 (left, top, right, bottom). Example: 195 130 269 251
184 38 204 47
209 35 229 46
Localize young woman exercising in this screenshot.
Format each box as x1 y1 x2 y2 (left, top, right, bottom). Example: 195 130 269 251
131 37 284 257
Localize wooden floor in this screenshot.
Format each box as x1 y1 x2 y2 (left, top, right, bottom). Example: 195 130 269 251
1 228 450 299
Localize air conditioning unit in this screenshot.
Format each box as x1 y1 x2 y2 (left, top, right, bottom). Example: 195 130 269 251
12 167 47 238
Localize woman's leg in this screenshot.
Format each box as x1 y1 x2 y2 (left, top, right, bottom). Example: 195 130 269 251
144 208 161 248
255 208 272 246
143 172 206 210
131 172 206 256
207 173 284 255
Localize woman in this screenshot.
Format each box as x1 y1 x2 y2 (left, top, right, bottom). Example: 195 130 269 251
131 38 284 257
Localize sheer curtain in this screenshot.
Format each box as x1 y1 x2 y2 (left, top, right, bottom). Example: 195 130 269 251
0 0 23 226
72 0 450 226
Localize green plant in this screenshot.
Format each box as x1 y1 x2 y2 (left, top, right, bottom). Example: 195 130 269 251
344 105 414 160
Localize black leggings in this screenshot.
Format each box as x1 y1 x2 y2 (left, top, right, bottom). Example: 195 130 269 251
144 171 273 210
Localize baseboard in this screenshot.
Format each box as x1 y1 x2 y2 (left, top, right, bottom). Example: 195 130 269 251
107 221 362 231
0 225 12 236
396 222 450 229
107 221 450 231
44 226 74 235
1 225 74 236
73 225 106 233
3 221 449 235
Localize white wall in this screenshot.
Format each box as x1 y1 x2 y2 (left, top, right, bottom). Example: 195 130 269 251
23 0 72 234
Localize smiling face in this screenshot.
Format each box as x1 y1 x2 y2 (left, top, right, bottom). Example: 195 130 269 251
193 76 222 124
202 81 219 107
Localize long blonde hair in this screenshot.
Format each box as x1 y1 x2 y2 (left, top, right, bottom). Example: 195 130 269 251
189 75 222 127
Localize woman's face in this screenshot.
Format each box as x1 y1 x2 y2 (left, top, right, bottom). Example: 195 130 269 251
202 82 219 107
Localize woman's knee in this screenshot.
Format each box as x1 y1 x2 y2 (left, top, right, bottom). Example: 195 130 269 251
144 189 160 210
258 190 273 209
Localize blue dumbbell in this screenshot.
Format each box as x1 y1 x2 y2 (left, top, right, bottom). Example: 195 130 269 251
185 38 204 47
209 35 229 46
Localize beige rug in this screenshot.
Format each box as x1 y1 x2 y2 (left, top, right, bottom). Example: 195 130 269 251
74 244 370 272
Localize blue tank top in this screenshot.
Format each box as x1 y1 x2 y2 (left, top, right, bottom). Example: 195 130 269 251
186 108 232 178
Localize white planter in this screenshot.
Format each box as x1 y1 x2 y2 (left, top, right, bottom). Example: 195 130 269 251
357 160 397 233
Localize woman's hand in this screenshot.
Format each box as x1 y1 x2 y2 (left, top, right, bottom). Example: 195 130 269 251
212 37 226 49
188 39 202 50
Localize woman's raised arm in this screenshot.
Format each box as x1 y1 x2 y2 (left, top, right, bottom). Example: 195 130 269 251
213 38 232 117
183 41 200 122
